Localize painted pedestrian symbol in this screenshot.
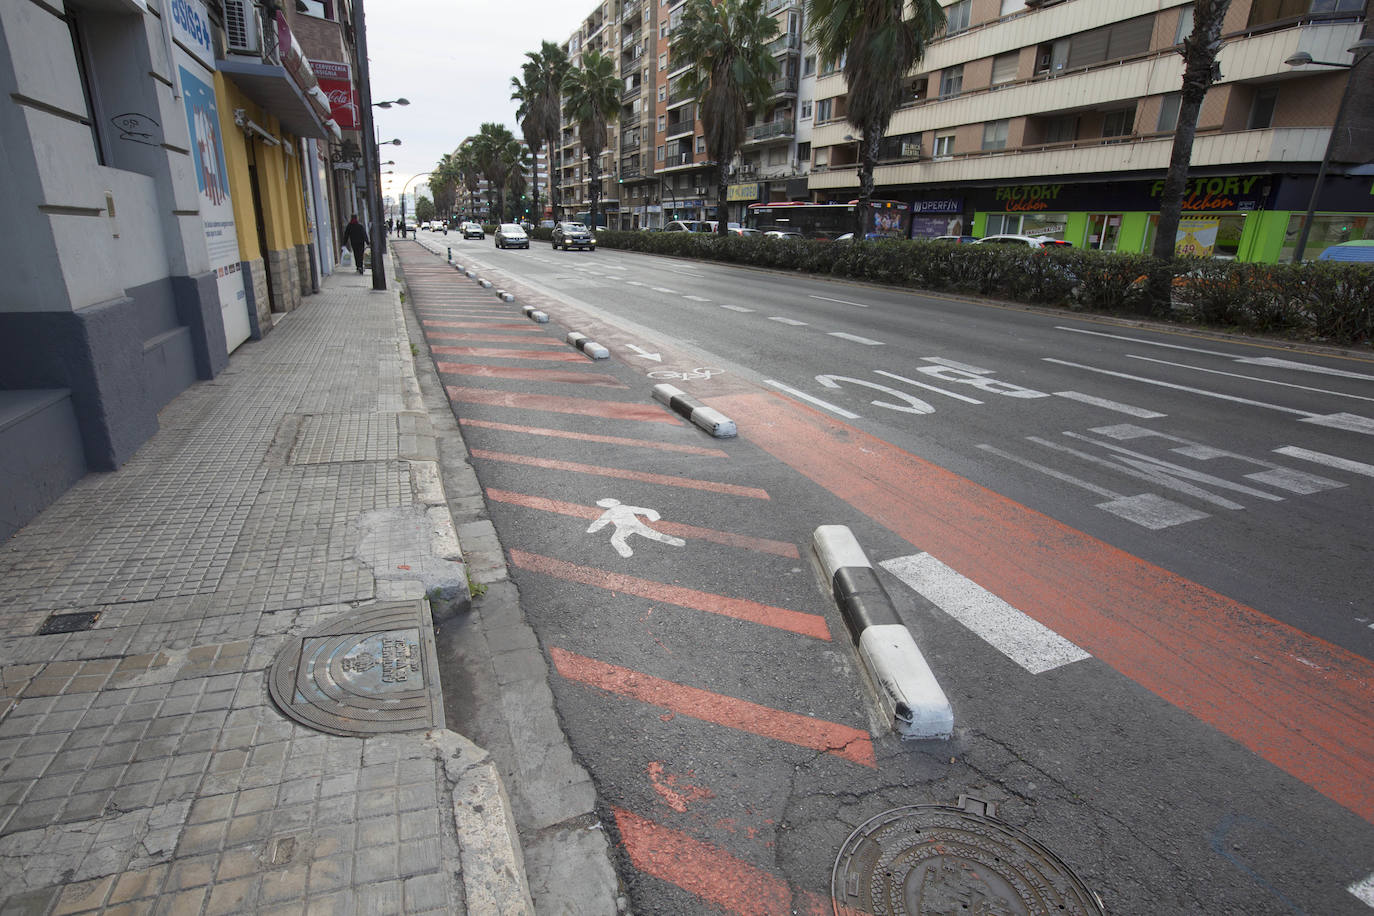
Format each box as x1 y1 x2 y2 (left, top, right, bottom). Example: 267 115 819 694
586 498 685 558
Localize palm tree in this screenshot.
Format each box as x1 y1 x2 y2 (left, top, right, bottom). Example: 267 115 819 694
506 146 533 221
562 49 620 232
672 0 779 234
473 123 522 225
429 152 458 220
515 42 569 222
453 142 482 221
806 0 945 238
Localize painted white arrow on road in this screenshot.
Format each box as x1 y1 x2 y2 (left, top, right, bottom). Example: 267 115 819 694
626 344 662 362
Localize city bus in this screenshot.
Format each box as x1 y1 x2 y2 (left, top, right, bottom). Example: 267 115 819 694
745 200 911 240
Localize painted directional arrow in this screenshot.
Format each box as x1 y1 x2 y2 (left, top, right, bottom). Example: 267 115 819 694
626 344 663 362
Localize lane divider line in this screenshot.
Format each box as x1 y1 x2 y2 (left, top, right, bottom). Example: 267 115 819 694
549 647 871 764
512 551 825 638
652 384 738 439
475 451 769 499
487 489 798 558
566 332 610 360
813 525 953 740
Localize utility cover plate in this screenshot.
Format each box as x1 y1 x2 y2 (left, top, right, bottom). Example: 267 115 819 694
267 600 444 737
832 796 1104 916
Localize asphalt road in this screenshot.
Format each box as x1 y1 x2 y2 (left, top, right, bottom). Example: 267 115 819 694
403 231 1374 915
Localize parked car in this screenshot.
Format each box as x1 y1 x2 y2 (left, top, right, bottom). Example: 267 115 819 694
975 234 1065 248
1317 239 1374 262
461 222 485 240
932 235 977 244
665 220 745 234
494 223 529 249
552 221 595 251
764 229 803 240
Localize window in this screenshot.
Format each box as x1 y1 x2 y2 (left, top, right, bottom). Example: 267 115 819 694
658 114 666 132
658 85 667 101
982 119 1009 150
1157 93 1181 131
1249 87 1278 129
659 52 667 70
1102 105 1135 138
1000 0 1026 14
1065 16 1151 69
1045 115 1077 143
696 135 705 153
1174 4 1194 44
796 141 810 163
768 146 786 165
991 51 1018 85
66 10 106 165
939 65 963 98
803 55 816 76
800 101 813 119
945 0 971 34
933 134 955 157
659 20 668 37
657 145 665 161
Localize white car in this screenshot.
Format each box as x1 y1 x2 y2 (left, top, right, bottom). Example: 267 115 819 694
975 234 1071 248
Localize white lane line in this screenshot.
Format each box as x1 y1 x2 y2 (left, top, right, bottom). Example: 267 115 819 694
875 370 983 404
719 305 755 313
809 294 869 308
829 332 884 345
769 316 809 326
1301 412 1374 434
683 295 712 302
1028 436 1247 510
764 380 860 418
1239 357 1374 380
625 280 645 286
1043 359 1315 417
881 553 1091 674
1126 355 1374 403
1063 431 1285 503
651 286 677 294
921 357 993 374
978 445 1209 528
1275 446 1374 478
1349 872 1374 907
1056 326 1236 356
1055 390 1167 418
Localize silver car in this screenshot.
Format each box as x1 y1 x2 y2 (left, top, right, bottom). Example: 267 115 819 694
494 223 529 249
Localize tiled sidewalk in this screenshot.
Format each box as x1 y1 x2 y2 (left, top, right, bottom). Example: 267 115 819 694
0 266 528 914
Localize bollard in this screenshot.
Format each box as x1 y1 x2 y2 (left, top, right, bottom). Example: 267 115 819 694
447 248 452 262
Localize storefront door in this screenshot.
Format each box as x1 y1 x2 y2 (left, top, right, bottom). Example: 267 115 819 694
1086 214 1122 251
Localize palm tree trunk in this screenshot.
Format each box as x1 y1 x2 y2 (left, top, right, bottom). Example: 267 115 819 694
855 125 881 239
589 158 600 231
718 164 729 234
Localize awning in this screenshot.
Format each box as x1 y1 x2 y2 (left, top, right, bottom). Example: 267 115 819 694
218 57 328 140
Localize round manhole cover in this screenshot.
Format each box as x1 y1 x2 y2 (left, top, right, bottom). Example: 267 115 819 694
832 796 1104 916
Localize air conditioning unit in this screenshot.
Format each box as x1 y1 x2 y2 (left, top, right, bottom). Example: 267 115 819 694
224 0 261 55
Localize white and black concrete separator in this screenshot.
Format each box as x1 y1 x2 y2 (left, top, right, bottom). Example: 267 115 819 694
565 331 610 359
497 290 515 302
522 305 550 323
478 278 493 289
651 383 738 438
812 524 954 740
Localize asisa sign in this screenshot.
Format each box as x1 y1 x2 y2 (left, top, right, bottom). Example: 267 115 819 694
171 0 215 71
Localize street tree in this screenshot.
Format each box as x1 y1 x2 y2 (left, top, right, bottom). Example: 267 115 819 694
453 142 482 221
806 0 945 238
563 49 621 231
671 0 779 234
415 195 435 223
514 42 569 221
473 123 522 225
429 152 458 218
1151 0 1231 284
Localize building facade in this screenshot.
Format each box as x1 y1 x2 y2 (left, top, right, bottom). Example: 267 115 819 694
808 0 1373 260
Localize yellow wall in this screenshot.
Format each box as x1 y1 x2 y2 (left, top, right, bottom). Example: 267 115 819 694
213 74 309 259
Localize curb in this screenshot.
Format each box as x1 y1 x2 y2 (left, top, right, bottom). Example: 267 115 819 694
565 332 609 359
812 525 953 740
522 305 549 324
651 384 738 438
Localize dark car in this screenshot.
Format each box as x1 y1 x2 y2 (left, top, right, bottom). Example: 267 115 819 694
552 221 595 251
461 221 485 240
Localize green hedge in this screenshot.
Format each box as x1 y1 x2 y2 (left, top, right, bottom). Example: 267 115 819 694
589 231 1373 346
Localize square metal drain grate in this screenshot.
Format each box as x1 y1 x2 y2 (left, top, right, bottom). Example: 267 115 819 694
37 611 101 635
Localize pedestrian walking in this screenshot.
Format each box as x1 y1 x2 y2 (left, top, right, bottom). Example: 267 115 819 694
343 214 368 274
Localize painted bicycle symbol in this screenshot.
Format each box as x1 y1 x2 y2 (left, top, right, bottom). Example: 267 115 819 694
647 367 724 381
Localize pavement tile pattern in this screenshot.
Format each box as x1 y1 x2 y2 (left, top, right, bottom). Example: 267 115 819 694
0 269 470 914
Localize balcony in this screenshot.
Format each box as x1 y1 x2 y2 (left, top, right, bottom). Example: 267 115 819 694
666 119 695 139
769 74 798 96
622 29 641 49
621 164 642 179
765 33 801 57
622 83 642 101
764 0 797 13
744 120 794 143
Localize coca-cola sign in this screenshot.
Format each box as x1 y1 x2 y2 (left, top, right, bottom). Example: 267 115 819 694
309 60 358 130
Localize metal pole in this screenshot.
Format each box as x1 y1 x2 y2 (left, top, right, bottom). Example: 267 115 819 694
1292 41 1370 261
351 0 387 289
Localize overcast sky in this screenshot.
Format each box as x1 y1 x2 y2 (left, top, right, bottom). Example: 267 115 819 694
364 0 591 207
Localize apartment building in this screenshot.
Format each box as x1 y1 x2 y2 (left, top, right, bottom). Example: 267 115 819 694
559 3 622 226
808 0 1372 261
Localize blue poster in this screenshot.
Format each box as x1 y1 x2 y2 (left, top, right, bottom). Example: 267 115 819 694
180 66 230 207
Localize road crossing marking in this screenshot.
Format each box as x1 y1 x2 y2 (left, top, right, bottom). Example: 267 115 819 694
515 551 827 637
1350 872 1374 907
1274 446 1374 478
446 387 680 422
881 553 1091 673
458 418 728 457
828 332 884 346
613 808 831 915
1054 390 1167 418
486 489 798 557
764 380 860 419
473 450 770 499
434 364 627 387
549 648 872 763
432 346 589 361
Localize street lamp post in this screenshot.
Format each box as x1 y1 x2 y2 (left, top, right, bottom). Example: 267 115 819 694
400 172 433 239
1285 39 1374 262
349 0 390 290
